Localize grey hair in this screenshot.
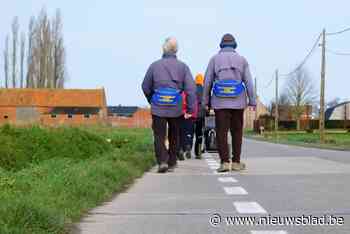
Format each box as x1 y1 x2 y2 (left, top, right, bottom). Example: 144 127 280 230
162 37 178 54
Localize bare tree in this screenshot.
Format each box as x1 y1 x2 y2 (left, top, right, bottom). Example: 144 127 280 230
52 9 66 88
26 8 67 88
20 32 25 88
26 16 35 88
11 16 19 88
2 8 67 89
284 68 317 130
3 36 10 88
279 93 290 105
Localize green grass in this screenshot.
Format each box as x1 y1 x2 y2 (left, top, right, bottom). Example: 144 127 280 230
245 130 350 151
0 125 155 234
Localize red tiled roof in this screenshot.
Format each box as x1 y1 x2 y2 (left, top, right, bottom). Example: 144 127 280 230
0 88 107 107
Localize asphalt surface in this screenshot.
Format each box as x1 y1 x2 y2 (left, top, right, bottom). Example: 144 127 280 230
75 138 350 234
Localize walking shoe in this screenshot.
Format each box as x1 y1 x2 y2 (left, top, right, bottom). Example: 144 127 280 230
195 143 202 159
177 150 185 161
231 162 246 171
158 163 168 173
216 162 231 173
195 143 201 156
195 154 202 159
167 166 176 172
185 150 192 159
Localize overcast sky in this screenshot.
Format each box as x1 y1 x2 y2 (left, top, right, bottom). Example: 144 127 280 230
1 0 350 106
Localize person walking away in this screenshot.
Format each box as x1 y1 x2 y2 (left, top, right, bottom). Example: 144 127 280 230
194 73 205 159
179 91 198 159
142 37 196 173
203 33 256 173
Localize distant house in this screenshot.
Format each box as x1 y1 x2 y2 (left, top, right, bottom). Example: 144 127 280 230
244 98 269 129
107 106 151 128
0 88 107 126
326 101 350 120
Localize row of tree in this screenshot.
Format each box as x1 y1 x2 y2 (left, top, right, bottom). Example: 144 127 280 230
268 68 316 130
2 8 66 89
269 67 344 130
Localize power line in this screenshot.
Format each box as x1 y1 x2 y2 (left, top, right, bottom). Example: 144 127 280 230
326 48 350 56
326 27 350 36
280 32 322 77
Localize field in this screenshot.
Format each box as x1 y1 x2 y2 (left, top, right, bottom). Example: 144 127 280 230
0 125 155 234
245 130 350 151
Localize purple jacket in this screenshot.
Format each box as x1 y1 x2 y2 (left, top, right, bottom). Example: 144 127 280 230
142 53 196 118
203 47 256 110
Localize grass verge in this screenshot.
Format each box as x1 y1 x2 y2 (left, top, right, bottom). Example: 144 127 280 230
245 130 350 151
0 125 155 234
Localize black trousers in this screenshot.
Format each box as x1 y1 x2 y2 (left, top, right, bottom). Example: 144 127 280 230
179 117 195 151
214 109 244 163
194 118 204 155
152 115 181 167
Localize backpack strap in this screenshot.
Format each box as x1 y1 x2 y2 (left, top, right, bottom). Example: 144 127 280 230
162 64 184 91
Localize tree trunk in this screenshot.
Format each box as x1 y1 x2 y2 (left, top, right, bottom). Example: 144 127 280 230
4 35 10 88
12 17 19 88
20 32 25 88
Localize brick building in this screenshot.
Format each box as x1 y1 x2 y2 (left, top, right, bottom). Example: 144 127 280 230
107 106 152 128
106 101 267 129
244 98 269 129
0 88 107 126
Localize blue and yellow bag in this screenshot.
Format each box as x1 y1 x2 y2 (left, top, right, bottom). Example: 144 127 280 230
213 79 245 98
151 87 182 106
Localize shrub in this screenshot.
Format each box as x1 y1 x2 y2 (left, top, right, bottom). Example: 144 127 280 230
0 125 113 171
0 127 155 234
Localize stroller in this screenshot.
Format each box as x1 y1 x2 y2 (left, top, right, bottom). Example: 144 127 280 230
204 112 217 152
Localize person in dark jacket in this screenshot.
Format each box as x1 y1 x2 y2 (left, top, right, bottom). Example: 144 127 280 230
178 91 198 160
194 73 205 159
142 37 196 173
203 33 256 173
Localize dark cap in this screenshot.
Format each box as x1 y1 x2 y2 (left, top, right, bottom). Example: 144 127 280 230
220 33 237 49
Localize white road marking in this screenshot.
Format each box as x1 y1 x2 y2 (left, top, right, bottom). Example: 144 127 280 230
223 186 248 195
207 162 220 166
233 202 267 214
203 155 213 159
251 231 287 234
209 165 218 170
213 171 230 175
206 160 218 163
218 177 238 183
206 160 219 163
206 159 217 163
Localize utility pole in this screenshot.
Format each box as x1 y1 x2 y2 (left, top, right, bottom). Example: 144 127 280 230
255 77 258 120
320 29 326 144
275 69 279 134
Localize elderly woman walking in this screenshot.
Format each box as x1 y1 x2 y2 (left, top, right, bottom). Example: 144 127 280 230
142 37 196 173
203 33 256 173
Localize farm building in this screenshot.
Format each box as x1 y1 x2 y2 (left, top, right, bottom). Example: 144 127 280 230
107 106 152 128
326 101 350 120
106 100 267 129
0 88 107 126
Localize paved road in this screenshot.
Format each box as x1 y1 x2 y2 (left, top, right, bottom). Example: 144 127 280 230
76 139 350 234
